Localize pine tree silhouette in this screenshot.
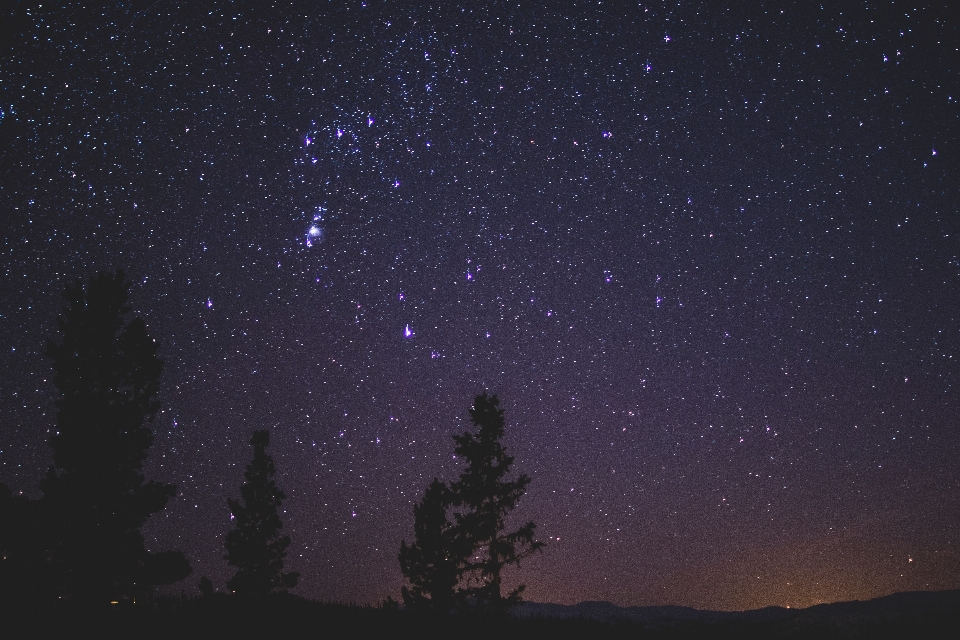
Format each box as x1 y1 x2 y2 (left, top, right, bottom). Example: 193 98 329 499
450 392 544 611
225 430 299 596
399 392 543 615
40 270 190 605
398 478 467 611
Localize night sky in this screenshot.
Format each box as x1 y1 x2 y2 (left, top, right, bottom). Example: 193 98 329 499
1 1 958 612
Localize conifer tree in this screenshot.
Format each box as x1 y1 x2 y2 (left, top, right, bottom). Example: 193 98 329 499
225 430 299 596
41 270 190 604
450 392 544 610
398 478 466 611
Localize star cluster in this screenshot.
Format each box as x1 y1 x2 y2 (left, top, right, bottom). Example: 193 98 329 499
1 1 958 611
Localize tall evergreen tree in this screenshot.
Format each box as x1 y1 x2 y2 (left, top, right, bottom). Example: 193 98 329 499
398 478 466 611
41 270 191 604
450 392 544 610
225 430 299 596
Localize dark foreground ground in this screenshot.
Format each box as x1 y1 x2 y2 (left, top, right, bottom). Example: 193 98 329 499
3 591 959 640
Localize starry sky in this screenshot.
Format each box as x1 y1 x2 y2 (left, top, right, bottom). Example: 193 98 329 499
1 0 958 612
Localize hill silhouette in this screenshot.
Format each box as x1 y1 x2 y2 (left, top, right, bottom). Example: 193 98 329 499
514 589 960 638
2 588 957 639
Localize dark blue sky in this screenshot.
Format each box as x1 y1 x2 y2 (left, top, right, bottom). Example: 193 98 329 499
1 1 958 610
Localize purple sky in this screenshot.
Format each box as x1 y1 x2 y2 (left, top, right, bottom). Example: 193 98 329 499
1 1 957 611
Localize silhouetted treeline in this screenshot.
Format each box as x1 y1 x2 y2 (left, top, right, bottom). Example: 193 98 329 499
0 271 307 624
3 272 958 640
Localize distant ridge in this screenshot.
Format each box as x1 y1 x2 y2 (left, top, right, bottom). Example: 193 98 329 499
513 589 960 628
